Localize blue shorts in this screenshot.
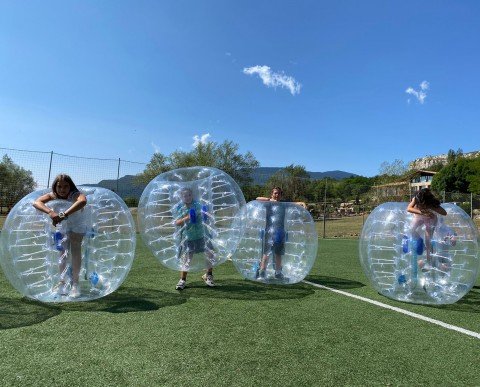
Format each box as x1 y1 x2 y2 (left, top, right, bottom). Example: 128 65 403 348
264 229 286 256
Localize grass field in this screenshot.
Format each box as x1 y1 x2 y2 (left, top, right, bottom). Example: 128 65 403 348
1 238 480 386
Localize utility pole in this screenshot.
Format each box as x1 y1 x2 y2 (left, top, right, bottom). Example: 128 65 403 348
323 178 327 239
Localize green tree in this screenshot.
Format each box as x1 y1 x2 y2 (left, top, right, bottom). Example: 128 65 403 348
336 176 374 203
431 156 480 193
136 152 169 184
137 140 259 188
266 164 310 201
123 196 139 207
242 184 265 202
427 162 445 172
446 148 463 165
0 155 36 212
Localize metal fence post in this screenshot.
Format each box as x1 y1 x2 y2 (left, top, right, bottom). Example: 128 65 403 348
116 158 121 193
323 178 327 239
471 192 473 219
47 151 53 188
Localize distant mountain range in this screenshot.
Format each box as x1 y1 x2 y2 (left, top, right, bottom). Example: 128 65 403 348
251 167 357 185
84 167 358 199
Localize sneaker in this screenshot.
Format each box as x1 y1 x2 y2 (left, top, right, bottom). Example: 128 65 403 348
421 263 432 272
175 279 186 290
274 271 285 280
70 284 80 298
255 269 266 279
53 281 68 296
202 273 215 287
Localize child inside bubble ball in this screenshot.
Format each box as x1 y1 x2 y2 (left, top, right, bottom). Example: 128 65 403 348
174 187 215 290
33 174 87 298
407 188 447 272
255 187 307 280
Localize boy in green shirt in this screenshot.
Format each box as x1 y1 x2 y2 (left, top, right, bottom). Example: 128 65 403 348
174 187 215 290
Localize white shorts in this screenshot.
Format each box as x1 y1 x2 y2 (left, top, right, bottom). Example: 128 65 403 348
63 211 87 235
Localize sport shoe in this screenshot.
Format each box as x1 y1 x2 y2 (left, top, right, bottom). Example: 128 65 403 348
202 273 215 287
176 279 186 290
274 271 285 280
53 281 68 295
255 269 266 279
70 284 80 298
421 263 432 272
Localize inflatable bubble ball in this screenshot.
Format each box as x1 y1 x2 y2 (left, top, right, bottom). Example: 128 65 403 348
231 200 318 284
359 202 480 305
138 167 246 272
0 187 136 302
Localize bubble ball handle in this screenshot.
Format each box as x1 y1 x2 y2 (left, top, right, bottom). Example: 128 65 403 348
54 230 64 252
202 205 209 223
189 208 197 224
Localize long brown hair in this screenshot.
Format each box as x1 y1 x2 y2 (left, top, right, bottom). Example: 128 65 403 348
415 188 440 208
51 174 79 199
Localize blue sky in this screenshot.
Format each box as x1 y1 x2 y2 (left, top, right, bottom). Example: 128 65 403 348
1 0 479 178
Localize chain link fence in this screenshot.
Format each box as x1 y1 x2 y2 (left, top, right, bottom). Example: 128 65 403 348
309 193 480 239
1 147 480 237
0 147 147 215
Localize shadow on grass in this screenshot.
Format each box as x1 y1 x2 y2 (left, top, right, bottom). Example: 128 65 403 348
430 287 480 313
179 279 315 300
0 297 60 330
58 287 188 313
304 275 366 290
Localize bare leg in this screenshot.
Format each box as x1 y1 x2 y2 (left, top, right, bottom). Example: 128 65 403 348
259 254 269 271
205 250 214 275
410 217 426 268
424 224 435 266
58 235 69 283
69 232 84 285
410 217 424 240
274 254 282 272
180 252 194 280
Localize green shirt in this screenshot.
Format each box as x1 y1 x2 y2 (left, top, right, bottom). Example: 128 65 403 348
174 200 204 241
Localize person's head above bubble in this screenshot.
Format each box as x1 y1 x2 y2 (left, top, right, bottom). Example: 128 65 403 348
0 174 136 302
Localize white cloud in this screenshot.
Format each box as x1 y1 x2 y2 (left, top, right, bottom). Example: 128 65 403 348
192 133 211 147
151 141 161 154
405 80 429 104
243 65 302 95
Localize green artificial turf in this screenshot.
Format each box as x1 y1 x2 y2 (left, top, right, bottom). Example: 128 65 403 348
0 239 479 386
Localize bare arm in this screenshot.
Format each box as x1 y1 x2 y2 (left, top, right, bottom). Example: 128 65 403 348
407 198 422 215
295 201 307 209
33 192 61 224
256 197 270 201
64 192 87 217
175 215 190 226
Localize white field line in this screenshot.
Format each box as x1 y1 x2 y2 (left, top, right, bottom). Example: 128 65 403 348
302 280 480 340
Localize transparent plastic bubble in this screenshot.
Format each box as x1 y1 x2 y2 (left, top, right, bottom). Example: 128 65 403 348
138 167 246 272
232 200 318 284
0 187 136 302
359 202 480 305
